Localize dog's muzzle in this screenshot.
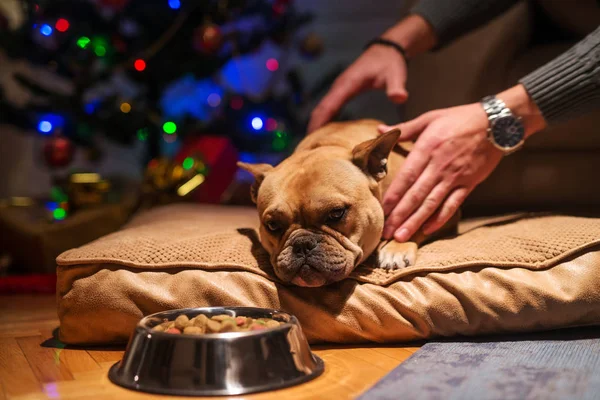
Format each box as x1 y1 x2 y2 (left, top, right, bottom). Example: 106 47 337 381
275 229 357 287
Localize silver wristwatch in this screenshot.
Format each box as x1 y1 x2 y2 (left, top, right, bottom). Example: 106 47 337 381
480 95 525 155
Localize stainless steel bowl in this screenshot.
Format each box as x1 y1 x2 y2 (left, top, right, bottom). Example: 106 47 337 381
108 307 324 396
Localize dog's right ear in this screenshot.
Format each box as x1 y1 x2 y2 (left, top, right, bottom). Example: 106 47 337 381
237 162 274 203
352 128 402 181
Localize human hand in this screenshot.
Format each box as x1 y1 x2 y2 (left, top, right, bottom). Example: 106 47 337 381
379 84 547 242
307 45 408 133
379 103 504 242
307 15 436 133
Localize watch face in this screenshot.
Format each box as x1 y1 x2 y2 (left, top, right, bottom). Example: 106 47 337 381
491 116 525 149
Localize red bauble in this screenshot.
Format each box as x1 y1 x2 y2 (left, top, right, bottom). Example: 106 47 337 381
193 23 223 54
43 136 75 168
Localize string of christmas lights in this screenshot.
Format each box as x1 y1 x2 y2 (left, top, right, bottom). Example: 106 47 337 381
0 0 328 162
0 0 342 220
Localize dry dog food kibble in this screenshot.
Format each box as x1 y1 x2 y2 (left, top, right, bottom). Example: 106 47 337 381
152 314 284 335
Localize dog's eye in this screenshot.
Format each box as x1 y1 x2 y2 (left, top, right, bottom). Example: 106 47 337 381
266 221 280 232
328 207 347 222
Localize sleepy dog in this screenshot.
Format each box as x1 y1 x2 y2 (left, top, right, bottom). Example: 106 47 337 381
238 119 459 287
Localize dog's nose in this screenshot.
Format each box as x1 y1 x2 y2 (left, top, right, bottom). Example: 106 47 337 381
293 236 317 256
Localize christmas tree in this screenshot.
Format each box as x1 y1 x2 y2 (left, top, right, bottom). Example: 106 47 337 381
0 0 335 213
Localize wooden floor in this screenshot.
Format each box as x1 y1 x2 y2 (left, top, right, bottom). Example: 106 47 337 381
0 295 421 400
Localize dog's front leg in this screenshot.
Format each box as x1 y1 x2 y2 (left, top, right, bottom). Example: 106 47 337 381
376 209 461 270
376 240 418 270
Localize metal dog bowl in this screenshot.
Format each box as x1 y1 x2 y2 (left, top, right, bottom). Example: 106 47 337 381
108 307 324 396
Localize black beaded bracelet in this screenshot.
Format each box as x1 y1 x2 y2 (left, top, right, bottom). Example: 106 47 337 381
364 38 407 61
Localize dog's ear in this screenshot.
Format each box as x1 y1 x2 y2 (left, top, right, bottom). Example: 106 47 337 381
352 128 401 181
237 162 274 203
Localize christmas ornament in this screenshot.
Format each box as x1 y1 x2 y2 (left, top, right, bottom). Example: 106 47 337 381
299 32 324 59
43 136 75 168
142 137 239 206
193 23 223 54
141 156 208 207
67 173 111 209
174 136 238 203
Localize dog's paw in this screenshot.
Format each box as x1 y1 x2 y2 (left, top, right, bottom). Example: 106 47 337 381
377 241 418 270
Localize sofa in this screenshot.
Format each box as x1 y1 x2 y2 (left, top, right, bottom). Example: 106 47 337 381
402 0 600 214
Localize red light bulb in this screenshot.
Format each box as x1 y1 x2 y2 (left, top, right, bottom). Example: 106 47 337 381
55 18 69 32
266 58 279 72
134 59 146 71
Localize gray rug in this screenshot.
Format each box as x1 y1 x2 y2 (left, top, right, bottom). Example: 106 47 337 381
358 327 600 400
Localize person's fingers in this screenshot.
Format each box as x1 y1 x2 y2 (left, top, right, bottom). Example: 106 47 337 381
381 136 433 217
377 110 439 140
308 72 368 133
385 65 408 104
382 162 442 239
392 182 453 242
422 187 471 235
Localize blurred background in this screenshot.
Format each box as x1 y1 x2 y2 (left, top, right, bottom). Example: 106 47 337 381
2 0 599 289
0 0 409 200
0 0 409 280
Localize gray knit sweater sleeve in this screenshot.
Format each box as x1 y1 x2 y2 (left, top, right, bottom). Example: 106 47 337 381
410 0 600 124
410 0 518 48
520 26 600 124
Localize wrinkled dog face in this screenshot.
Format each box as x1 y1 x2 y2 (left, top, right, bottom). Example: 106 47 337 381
275 227 359 287
238 129 400 287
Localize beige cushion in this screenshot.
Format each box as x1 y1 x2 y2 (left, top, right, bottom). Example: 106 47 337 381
56 204 600 345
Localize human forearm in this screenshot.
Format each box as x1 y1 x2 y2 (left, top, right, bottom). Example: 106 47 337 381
483 24 600 145
497 84 547 139
380 14 437 59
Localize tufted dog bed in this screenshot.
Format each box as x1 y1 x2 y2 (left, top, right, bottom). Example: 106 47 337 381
56 204 600 345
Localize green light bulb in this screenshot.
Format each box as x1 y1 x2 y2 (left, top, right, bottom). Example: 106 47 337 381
94 45 106 57
272 137 287 151
77 36 90 49
163 121 177 134
137 128 148 141
53 208 67 220
182 157 194 170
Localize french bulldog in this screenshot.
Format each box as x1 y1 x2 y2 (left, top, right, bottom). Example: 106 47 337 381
238 119 459 287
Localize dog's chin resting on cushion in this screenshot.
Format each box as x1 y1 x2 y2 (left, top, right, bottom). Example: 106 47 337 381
238 119 459 287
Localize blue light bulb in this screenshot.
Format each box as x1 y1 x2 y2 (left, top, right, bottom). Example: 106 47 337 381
40 24 53 36
45 201 58 211
168 0 181 9
38 120 52 133
251 117 264 131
